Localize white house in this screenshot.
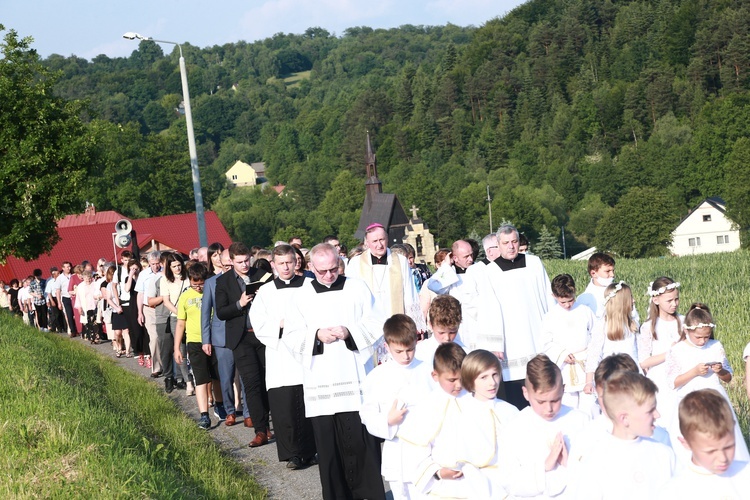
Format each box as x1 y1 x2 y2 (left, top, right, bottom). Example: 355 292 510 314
669 197 740 256
225 160 266 187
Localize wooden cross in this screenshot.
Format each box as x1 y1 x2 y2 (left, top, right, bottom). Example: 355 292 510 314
410 205 420 219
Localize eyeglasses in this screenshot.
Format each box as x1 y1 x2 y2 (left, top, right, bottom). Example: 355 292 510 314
312 264 339 276
190 282 204 290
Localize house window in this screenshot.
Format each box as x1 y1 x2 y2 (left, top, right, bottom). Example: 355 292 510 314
232 175 238 180
703 214 711 222
717 235 729 244
689 237 702 247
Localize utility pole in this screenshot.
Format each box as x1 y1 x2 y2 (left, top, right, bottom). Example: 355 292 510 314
487 185 493 234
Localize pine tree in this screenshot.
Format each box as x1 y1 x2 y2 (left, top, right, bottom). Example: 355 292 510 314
535 225 562 260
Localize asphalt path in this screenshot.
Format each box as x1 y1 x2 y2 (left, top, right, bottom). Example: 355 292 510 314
70 333 324 499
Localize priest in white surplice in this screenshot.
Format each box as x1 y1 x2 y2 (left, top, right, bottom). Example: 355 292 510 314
347 223 424 330
478 224 556 409
249 244 316 470
283 243 386 500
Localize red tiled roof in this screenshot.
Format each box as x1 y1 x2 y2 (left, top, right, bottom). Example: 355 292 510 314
0 211 232 282
57 210 125 228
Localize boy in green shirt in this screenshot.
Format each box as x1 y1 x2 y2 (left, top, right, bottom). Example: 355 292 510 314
174 263 225 429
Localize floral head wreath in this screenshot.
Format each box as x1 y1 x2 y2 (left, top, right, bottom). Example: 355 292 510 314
684 305 715 330
684 322 716 330
603 281 627 305
647 281 680 297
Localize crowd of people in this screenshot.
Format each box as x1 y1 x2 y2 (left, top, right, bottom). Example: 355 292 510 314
2 224 750 499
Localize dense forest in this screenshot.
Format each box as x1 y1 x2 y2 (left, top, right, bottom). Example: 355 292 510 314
22 0 750 256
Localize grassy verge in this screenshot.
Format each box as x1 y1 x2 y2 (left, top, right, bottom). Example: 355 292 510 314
546 250 750 442
0 314 266 498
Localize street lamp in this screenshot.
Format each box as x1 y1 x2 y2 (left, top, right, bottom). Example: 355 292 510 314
122 32 208 247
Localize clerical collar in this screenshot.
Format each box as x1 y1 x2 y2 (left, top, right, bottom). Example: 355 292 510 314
274 274 305 289
311 275 346 293
370 253 388 266
480 258 490 265
455 265 467 275
493 253 527 271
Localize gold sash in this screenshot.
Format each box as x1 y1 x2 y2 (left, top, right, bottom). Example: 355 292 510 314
359 250 404 315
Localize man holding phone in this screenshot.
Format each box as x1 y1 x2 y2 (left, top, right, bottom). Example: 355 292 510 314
215 242 273 447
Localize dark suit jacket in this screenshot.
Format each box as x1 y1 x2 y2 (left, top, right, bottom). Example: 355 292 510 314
215 268 266 350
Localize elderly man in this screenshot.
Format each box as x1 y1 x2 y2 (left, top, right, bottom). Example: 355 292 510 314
346 223 423 328
284 243 385 500
478 224 555 409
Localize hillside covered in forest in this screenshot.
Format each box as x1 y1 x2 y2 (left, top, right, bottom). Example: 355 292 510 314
31 0 750 256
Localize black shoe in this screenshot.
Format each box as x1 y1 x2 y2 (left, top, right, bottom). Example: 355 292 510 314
175 379 187 390
165 377 175 394
304 454 319 467
286 457 304 470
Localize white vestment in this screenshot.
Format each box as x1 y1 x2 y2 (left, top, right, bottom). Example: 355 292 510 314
478 254 555 381
573 432 675 500
541 302 595 394
359 358 432 483
658 460 750 499
283 276 385 417
497 405 590 499
425 262 481 349
347 249 423 323
249 275 309 389
398 390 489 499
585 320 640 374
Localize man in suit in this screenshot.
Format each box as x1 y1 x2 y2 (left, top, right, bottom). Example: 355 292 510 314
215 242 273 447
201 249 250 426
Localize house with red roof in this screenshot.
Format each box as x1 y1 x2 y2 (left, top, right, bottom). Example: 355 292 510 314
0 205 232 282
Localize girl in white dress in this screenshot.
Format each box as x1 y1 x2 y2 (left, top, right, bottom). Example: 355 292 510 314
637 277 682 424
584 281 639 394
665 303 749 462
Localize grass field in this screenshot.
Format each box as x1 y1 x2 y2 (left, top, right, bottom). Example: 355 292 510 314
282 70 311 88
0 315 266 499
545 250 750 440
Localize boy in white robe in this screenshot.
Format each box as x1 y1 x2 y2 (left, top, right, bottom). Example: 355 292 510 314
574 371 675 499
360 314 432 499
569 354 672 482
399 343 489 499
541 274 595 413
497 354 589 499
577 252 639 323
659 389 750 499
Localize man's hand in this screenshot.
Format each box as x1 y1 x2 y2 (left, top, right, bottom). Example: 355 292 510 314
239 292 253 308
174 349 183 364
137 312 144 326
202 344 212 356
317 326 350 344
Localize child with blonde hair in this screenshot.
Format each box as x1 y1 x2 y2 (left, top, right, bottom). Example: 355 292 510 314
659 389 750 498
584 281 639 395
665 303 749 462
637 277 682 424
574 371 675 498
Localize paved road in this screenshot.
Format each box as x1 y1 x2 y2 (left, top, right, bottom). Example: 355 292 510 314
75 334 324 499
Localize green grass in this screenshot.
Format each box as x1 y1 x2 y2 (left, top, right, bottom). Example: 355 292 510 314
545 250 750 441
0 315 266 498
282 70 311 88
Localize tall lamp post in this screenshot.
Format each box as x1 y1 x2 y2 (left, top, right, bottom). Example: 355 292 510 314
122 32 208 247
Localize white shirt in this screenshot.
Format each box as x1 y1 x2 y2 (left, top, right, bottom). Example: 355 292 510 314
541 302 595 393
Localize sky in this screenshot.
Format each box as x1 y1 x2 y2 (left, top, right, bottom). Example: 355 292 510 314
3 0 527 61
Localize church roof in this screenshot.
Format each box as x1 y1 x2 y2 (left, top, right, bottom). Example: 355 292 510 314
355 193 409 240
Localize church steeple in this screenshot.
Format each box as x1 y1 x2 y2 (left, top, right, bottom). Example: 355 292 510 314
365 131 382 200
